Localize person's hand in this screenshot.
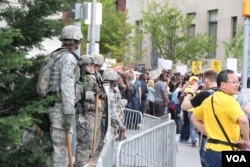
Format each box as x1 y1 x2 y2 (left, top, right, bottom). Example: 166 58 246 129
235 140 250 151
63 114 73 132
164 101 168 107
190 82 199 93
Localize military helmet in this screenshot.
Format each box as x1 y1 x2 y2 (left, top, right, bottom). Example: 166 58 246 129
59 25 83 41
80 55 95 65
92 54 104 65
103 68 119 81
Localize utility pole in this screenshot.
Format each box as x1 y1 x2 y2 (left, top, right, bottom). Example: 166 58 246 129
90 0 97 54
238 1 250 103
242 0 250 89
75 3 82 56
71 2 82 157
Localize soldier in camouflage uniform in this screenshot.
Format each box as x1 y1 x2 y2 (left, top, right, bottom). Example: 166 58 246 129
92 54 107 148
74 55 103 167
92 54 105 73
103 68 127 133
47 25 83 167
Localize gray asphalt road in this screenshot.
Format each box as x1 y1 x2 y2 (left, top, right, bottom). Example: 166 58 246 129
176 134 201 167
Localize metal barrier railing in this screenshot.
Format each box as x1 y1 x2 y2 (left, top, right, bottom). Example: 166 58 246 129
143 113 171 130
122 108 143 130
115 120 176 167
120 108 144 138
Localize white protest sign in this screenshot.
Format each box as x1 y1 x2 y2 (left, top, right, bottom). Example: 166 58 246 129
227 58 237 73
105 58 117 67
149 68 162 79
176 65 187 75
158 58 172 69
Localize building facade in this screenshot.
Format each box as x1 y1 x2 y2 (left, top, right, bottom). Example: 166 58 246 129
125 0 245 70
4 0 246 71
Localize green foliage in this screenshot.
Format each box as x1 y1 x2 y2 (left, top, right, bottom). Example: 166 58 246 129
0 0 76 166
223 26 243 59
141 1 214 66
222 26 243 72
97 0 145 64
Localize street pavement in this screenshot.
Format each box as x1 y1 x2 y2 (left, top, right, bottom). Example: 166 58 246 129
176 134 201 167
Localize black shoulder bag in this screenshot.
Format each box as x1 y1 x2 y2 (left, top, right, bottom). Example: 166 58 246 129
210 95 239 151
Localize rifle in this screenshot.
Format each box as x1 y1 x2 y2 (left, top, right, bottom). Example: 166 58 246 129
78 60 86 116
94 71 106 100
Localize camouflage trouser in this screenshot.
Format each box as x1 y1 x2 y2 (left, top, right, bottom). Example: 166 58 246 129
74 112 102 167
50 128 70 167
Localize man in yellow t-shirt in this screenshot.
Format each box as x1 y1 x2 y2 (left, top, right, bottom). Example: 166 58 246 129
191 69 249 167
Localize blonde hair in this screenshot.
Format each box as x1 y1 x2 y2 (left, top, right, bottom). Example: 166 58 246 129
148 80 155 87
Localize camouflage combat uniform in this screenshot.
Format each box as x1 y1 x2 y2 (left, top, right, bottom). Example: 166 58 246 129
103 68 127 131
109 87 127 129
74 55 103 167
49 50 81 167
45 25 83 167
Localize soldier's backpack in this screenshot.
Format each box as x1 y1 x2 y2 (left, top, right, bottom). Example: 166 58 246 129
36 47 79 97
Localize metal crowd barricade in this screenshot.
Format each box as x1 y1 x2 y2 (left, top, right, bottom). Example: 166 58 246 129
122 108 144 129
143 113 171 130
115 120 176 167
121 108 144 137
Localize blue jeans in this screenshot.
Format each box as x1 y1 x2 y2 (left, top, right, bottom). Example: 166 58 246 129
131 96 140 111
200 136 209 167
174 104 182 134
188 112 196 143
130 96 141 128
180 110 190 141
206 149 222 167
140 99 146 114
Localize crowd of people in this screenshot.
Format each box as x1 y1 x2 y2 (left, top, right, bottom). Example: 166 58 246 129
36 24 250 167
116 67 250 167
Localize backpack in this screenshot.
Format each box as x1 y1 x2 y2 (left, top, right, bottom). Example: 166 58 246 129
168 93 176 111
36 48 79 97
140 80 148 100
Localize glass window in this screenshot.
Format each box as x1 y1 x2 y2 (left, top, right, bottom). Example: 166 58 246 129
208 10 218 58
136 20 143 60
231 16 237 38
187 13 196 40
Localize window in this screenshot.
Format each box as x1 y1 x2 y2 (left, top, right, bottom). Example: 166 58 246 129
136 20 143 60
187 13 196 40
208 10 218 58
231 16 237 38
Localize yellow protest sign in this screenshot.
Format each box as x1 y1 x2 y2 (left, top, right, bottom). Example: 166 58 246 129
211 60 221 73
192 61 202 74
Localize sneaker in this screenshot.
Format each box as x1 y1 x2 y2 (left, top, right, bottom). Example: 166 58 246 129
191 142 196 147
179 139 190 144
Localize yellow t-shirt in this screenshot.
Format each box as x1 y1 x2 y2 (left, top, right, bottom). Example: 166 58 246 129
193 91 246 151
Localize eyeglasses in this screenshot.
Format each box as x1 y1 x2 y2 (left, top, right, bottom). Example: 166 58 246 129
226 81 240 84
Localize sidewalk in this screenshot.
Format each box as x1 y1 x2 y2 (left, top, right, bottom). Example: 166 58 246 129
176 134 201 167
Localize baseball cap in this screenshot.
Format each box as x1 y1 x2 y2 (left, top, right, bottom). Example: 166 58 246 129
189 76 199 82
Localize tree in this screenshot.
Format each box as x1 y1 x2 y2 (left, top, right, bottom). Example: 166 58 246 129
100 0 145 63
81 0 145 64
223 26 243 71
141 1 215 65
0 0 76 166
